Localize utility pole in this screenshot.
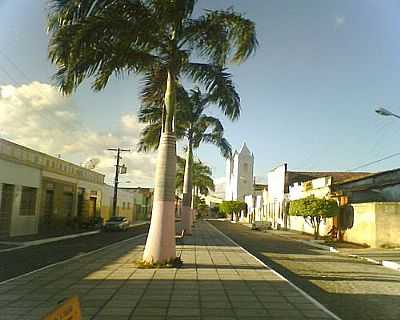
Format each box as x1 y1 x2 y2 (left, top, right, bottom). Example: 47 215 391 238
107 147 130 217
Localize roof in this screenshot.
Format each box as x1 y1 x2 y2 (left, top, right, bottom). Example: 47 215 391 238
334 168 400 186
254 183 268 191
287 171 371 186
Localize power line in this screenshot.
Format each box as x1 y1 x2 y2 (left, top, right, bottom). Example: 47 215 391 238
346 152 400 171
0 64 18 84
0 49 31 82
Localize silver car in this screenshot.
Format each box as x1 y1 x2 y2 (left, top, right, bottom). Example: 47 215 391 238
103 216 129 231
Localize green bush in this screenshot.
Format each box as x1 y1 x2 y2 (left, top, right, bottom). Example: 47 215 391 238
219 201 246 221
288 196 339 239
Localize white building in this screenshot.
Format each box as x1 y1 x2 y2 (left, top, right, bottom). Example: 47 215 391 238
225 143 254 201
0 138 105 238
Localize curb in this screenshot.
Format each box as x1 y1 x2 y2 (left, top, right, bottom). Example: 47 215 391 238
206 221 342 320
296 239 338 252
382 260 400 271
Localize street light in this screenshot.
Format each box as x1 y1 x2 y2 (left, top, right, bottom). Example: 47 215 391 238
375 107 400 119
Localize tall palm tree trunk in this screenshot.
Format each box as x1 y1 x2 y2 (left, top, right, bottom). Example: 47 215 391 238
143 71 177 264
191 186 197 223
181 142 193 235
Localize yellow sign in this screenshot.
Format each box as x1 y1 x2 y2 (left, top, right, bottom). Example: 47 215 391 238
42 296 81 320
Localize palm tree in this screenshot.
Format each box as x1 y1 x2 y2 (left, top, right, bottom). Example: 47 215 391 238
48 0 257 264
139 88 231 234
176 156 215 220
176 156 215 196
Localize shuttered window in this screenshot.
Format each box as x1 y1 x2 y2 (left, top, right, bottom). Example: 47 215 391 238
20 187 37 216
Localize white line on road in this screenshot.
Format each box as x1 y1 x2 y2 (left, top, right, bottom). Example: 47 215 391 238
206 221 343 320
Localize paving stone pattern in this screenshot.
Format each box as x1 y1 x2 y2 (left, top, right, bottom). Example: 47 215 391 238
0 221 335 320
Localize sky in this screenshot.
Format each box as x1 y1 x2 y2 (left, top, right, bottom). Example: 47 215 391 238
1 0 400 193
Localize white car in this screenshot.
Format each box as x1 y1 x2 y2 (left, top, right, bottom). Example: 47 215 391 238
103 216 129 231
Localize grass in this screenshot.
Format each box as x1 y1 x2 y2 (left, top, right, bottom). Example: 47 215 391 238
136 257 183 269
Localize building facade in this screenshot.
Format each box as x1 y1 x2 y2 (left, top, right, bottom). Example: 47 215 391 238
0 138 105 237
119 187 153 221
225 143 254 201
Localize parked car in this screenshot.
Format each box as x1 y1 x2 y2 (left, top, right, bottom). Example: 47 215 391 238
103 216 129 231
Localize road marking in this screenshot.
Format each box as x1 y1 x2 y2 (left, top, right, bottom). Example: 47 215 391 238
0 233 147 286
206 221 342 320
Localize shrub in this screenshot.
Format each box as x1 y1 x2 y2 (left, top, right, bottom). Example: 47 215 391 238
288 196 339 239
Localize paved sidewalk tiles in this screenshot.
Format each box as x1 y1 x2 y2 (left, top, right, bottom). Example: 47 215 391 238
0 221 338 320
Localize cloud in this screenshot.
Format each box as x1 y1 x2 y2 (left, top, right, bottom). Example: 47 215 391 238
0 81 156 187
335 16 345 28
211 176 226 198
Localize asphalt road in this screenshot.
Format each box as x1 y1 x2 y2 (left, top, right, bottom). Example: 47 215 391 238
210 220 400 320
0 224 149 282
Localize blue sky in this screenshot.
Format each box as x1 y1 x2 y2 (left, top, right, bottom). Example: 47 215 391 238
1 0 400 186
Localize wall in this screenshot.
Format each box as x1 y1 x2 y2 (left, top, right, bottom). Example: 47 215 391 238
375 203 400 247
343 203 377 246
343 202 400 247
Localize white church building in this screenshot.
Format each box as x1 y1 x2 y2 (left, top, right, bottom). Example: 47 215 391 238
225 143 254 201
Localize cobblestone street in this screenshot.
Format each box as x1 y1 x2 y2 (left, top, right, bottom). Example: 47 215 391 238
210 220 400 320
0 221 335 320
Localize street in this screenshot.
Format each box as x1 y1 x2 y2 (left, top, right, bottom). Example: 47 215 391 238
210 220 400 320
0 224 149 283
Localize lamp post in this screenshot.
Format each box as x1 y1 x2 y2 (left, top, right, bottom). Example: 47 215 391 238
375 107 400 119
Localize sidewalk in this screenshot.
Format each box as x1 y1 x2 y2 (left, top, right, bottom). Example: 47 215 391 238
0 221 338 320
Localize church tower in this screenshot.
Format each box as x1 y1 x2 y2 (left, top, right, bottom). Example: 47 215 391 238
225 143 254 201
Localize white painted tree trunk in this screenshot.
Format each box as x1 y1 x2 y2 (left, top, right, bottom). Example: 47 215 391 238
143 71 177 264
181 144 193 235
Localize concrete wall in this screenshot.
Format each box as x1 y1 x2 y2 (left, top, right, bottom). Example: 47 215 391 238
343 203 377 246
375 203 400 247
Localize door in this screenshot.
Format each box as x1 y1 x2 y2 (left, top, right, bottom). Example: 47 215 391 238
89 197 96 217
0 184 14 238
63 192 74 217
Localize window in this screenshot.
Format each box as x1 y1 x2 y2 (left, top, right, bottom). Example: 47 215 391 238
20 187 37 216
1 184 14 216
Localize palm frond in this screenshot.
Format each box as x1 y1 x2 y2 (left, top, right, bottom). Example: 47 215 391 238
183 8 258 65
183 63 240 120
48 0 162 94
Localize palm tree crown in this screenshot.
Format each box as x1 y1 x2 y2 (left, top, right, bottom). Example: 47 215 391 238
138 87 232 157
48 0 257 128
176 156 215 196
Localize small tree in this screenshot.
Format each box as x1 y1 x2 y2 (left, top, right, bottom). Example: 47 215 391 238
288 196 339 239
219 201 246 222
